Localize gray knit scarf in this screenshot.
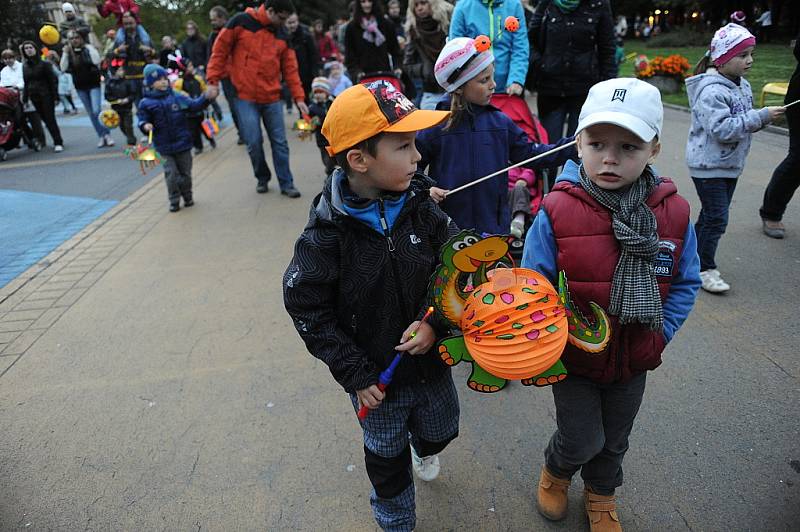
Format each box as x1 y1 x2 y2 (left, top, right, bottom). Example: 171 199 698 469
579 164 664 330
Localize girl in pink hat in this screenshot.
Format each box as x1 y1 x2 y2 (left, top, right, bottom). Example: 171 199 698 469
685 23 785 293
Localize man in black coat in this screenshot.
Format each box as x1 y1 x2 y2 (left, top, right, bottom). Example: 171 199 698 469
285 12 321 102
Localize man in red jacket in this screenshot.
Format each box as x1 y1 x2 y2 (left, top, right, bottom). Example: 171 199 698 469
206 0 307 197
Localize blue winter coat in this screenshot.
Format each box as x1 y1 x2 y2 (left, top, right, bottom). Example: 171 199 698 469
449 0 529 92
136 87 208 155
416 98 575 235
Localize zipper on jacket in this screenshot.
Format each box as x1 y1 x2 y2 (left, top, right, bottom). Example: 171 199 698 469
378 199 396 252
488 2 495 43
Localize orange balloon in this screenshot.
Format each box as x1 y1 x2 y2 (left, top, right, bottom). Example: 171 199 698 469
461 268 567 380
504 16 520 32
474 35 492 53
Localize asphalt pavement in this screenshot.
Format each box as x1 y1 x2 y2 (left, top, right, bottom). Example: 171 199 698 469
0 101 797 531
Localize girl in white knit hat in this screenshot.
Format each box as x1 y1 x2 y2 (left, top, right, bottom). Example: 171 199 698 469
417 36 576 237
685 23 785 293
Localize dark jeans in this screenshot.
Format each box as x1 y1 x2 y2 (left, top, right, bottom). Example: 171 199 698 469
220 78 241 138
692 177 738 271
162 149 193 206
545 373 647 496
537 93 584 189
29 95 63 146
236 99 298 189
115 106 136 145
760 117 800 222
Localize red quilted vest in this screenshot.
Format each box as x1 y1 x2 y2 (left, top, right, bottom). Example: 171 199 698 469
542 178 690 383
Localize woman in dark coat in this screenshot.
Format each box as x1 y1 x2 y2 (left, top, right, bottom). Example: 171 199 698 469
21 41 63 151
344 0 403 81
403 0 452 110
529 0 616 186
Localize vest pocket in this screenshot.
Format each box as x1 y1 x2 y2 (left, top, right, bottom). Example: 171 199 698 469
627 328 665 372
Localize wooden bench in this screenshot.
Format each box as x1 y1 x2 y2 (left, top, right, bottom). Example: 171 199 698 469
760 82 789 106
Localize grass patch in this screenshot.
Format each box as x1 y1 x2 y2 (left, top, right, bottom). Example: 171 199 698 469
618 42 796 110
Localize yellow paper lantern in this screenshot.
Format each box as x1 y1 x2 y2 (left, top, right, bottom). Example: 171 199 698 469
39 25 60 46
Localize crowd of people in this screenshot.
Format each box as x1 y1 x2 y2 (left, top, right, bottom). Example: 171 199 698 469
1 3 798 530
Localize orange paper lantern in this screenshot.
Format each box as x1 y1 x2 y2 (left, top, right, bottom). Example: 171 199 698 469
504 16 520 32
474 35 492 53
461 268 568 380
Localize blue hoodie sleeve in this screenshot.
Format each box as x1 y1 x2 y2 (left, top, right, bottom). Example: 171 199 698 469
521 208 558 285
505 1 530 88
179 93 209 114
662 223 701 343
137 99 153 133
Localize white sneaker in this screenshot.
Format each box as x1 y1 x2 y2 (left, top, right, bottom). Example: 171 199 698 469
54 145 63 153
97 137 106 148
510 217 525 239
700 269 730 293
104 134 115 147
410 446 440 482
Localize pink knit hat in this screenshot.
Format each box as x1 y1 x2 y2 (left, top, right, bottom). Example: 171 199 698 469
710 23 756 67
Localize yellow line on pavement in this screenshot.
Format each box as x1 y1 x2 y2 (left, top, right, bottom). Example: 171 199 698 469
0 152 125 171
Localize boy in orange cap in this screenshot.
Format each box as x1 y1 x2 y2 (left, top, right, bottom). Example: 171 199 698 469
283 80 460 531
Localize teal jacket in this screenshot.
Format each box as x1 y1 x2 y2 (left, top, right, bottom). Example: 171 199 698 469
449 0 529 92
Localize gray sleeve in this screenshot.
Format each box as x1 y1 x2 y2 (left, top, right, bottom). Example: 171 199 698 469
698 86 766 142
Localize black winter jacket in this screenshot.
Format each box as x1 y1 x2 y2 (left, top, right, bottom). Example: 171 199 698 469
529 0 616 97
283 171 459 393
180 35 208 69
287 24 321 93
344 17 402 79
105 77 135 109
22 58 58 104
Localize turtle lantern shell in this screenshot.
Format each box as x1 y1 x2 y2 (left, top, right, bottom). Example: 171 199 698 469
474 35 492 53
99 109 120 129
461 268 568 380
504 16 520 32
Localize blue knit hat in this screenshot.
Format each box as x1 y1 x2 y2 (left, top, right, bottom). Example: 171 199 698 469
143 64 168 87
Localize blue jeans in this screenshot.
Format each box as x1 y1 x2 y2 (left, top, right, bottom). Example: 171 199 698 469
236 99 301 189
545 373 647 495
220 78 241 137
692 177 738 271
76 87 109 138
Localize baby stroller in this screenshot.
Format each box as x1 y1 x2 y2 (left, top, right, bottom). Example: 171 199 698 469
0 86 39 161
490 94 549 260
359 70 416 100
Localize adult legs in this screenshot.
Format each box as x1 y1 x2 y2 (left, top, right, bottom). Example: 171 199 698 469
538 93 569 190
76 88 110 139
30 95 63 146
692 177 738 271
235 99 273 186
261 101 299 193
187 115 203 151
760 125 800 222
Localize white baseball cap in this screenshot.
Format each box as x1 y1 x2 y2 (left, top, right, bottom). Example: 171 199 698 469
576 78 663 142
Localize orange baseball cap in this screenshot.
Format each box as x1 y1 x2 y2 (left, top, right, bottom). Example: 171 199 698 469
322 80 449 156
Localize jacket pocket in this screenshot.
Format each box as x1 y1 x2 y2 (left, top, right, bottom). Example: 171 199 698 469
627 327 665 372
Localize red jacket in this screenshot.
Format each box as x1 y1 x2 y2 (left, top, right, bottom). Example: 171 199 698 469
206 5 304 104
97 0 140 26
543 178 689 383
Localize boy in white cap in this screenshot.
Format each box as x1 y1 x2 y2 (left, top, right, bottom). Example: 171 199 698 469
284 80 459 531
522 78 701 532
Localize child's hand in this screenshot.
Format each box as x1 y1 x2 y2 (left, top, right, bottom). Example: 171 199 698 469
767 106 786 122
429 186 448 203
142 123 153 132
356 384 385 411
395 321 436 356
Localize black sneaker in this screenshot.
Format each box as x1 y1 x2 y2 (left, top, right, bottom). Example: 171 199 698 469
281 187 301 198
256 181 269 193
237 138 245 145
183 198 194 207
169 203 180 212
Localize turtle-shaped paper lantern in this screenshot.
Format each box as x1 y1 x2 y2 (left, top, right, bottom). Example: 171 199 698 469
39 24 60 46
98 109 120 129
474 35 492 53
461 268 568 381
504 16 520 32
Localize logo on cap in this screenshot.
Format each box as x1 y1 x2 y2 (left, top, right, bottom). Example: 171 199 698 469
365 80 415 125
612 89 627 102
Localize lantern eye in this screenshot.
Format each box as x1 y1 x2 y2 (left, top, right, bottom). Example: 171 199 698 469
452 235 479 251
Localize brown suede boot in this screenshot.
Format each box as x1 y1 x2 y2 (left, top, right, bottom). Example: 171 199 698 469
536 466 570 521
584 488 622 532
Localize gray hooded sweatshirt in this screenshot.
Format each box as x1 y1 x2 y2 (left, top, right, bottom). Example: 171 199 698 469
685 72 770 179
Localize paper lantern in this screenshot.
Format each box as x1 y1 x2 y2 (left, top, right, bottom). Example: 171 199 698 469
461 268 568 380
39 25 60 46
504 16 520 32
474 35 491 53
98 109 120 129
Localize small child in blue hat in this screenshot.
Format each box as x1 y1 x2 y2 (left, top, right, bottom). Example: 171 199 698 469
137 63 214 211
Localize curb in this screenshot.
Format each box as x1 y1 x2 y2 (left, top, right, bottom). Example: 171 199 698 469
663 102 790 137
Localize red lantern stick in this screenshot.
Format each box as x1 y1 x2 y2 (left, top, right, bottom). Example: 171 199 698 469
357 306 435 421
